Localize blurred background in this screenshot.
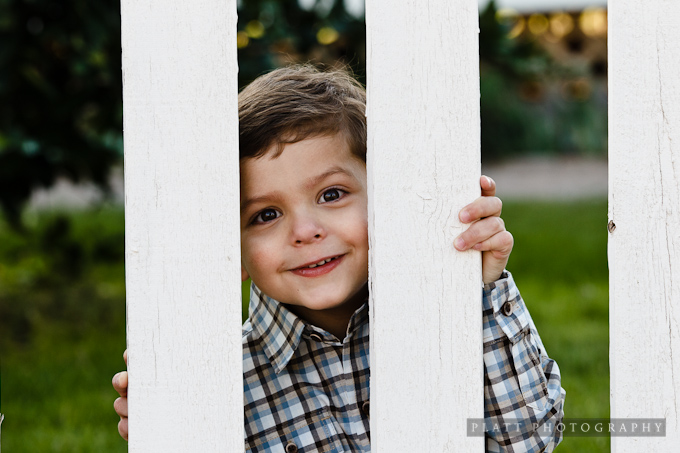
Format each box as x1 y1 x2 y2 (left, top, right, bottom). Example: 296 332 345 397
0 0 608 451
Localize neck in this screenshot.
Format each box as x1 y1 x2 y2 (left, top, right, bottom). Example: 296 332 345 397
285 284 368 340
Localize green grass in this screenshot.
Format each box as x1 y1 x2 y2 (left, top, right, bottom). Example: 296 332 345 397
0 200 610 452
503 199 610 452
1 208 129 452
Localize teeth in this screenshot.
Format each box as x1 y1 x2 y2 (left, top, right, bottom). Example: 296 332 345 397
306 257 335 268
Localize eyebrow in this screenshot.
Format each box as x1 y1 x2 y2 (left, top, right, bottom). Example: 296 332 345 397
240 166 353 214
303 166 352 190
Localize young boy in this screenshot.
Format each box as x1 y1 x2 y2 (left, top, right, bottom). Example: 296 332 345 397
113 66 565 452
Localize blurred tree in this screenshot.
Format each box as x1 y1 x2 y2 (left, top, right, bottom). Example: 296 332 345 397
0 0 123 229
1 0 599 226
479 1 552 81
236 0 366 86
0 0 366 228
478 1 560 160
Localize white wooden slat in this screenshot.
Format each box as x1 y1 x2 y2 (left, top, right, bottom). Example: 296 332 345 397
609 0 680 451
366 0 484 451
121 0 243 450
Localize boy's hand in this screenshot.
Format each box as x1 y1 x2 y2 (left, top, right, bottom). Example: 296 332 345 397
112 349 129 441
454 176 513 284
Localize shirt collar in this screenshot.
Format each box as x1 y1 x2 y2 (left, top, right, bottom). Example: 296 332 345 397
248 283 369 374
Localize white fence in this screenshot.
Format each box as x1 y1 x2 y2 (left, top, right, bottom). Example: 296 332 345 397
366 0 483 450
121 0 242 450
608 0 680 451
121 0 680 451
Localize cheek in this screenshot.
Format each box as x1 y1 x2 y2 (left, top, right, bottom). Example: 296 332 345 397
358 225 369 273
358 220 369 250
351 206 369 246
241 236 277 280
354 214 370 276
341 209 369 256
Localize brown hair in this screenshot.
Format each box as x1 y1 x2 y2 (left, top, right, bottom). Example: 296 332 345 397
238 65 366 162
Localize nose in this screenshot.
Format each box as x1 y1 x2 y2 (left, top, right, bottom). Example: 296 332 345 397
290 211 326 245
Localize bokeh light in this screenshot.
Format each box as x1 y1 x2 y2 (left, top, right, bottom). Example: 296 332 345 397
562 78 592 101
550 12 574 40
528 14 550 36
579 7 607 37
496 8 525 40
245 20 265 39
316 27 339 45
237 31 250 48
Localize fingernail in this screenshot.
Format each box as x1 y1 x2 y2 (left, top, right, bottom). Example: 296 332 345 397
460 210 470 223
455 238 466 250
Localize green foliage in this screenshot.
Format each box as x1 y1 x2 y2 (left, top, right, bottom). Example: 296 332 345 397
479 1 552 80
478 1 607 160
0 208 125 346
1 0 607 226
0 0 367 227
480 67 608 160
236 0 366 86
0 0 124 228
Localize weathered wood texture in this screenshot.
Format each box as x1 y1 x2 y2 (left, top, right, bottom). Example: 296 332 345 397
366 0 483 450
609 0 680 450
121 0 243 450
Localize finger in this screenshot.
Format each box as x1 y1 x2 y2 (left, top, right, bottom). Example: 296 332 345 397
475 230 514 256
114 396 128 417
480 175 496 197
123 349 128 366
459 196 502 224
455 216 505 251
118 416 129 441
481 231 514 284
113 371 128 397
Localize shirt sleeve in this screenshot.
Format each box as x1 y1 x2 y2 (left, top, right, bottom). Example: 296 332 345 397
482 271 566 452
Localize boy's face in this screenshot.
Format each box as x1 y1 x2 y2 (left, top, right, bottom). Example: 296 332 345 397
240 134 369 314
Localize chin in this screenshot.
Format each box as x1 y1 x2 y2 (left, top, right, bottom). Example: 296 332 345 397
290 292 343 311
309 297 348 311
309 285 367 311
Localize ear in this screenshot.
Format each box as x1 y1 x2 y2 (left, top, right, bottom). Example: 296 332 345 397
241 266 250 282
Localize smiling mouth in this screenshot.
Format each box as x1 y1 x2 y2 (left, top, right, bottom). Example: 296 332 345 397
294 255 343 270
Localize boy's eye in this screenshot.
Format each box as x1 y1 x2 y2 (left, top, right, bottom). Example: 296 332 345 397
319 188 344 204
252 208 281 224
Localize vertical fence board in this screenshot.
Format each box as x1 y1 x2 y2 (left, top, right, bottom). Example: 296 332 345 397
121 0 243 450
366 0 483 450
609 0 680 450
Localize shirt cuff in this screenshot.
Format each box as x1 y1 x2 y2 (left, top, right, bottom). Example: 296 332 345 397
482 270 531 344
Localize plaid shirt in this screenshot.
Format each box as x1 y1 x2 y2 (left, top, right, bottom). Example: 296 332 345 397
242 271 565 452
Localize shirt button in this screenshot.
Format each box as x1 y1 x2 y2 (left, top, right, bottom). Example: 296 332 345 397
502 302 514 316
285 440 298 453
310 333 323 342
361 400 370 417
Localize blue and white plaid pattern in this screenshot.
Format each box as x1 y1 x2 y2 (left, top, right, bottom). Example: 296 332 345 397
482 273 566 452
243 271 565 452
